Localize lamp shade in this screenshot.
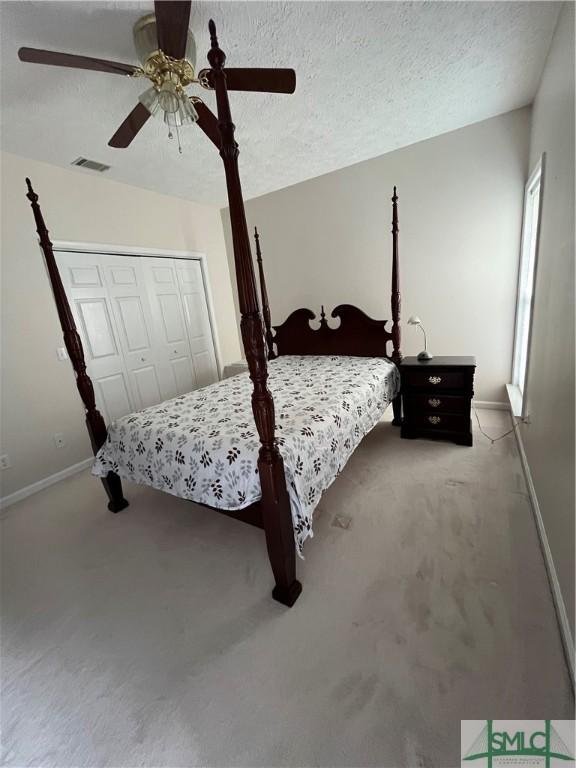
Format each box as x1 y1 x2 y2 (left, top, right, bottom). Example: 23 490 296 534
164 96 198 127
138 87 198 128
407 315 422 326
138 86 162 116
158 79 181 114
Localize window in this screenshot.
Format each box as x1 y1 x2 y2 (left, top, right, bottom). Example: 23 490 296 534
509 155 544 417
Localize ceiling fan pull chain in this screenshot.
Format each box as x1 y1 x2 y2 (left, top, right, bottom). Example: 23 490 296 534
176 124 183 154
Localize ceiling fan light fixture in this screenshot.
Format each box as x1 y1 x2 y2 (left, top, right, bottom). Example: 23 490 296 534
164 96 198 128
138 86 162 117
157 75 181 113
139 86 198 131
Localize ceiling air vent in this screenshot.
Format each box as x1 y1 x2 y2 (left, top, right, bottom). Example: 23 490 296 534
71 157 110 173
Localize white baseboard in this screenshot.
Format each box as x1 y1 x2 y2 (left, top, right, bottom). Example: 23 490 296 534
473 400 510 410
513 419 575 685
0 457 93 511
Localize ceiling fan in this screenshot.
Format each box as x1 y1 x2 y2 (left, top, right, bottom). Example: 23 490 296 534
18 0 296 151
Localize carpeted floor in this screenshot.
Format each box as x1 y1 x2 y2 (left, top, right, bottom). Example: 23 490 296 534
1 410 573 767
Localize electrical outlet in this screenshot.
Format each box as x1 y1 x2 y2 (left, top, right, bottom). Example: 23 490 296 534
0 454 11 470
53 433 66 449
56 347 68 361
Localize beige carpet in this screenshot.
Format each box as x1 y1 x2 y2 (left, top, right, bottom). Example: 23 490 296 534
1 410 573 767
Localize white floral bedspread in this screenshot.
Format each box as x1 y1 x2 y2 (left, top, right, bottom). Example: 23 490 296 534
93 355 400 553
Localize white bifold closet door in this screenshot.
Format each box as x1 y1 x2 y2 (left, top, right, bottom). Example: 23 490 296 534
55 252 218 425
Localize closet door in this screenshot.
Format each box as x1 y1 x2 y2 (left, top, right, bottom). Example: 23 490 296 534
100 255 167 409
55 252 220 423
54 252 134 424
141 258 199 397
175 260 218 387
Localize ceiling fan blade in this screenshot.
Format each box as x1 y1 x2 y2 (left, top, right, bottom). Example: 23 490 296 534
193 100 221 149
18 47 137 76
154 0 191 59
199 68 296 94
108 103 151 148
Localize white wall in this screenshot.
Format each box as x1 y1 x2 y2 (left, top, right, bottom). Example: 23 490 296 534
520 3 575 637
0 151 241 498
222 109 531 402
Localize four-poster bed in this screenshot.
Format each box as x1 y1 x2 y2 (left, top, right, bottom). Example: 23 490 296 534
24 20 402 607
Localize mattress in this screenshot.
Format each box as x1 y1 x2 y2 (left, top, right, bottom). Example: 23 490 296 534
93 355 400 553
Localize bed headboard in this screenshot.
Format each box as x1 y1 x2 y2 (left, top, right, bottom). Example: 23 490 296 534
255 187 402 363
273 305 395 358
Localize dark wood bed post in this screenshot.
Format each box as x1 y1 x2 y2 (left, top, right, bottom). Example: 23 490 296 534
208 21 302 606
25 178 129 513
253 226 276 360
391 186 403 426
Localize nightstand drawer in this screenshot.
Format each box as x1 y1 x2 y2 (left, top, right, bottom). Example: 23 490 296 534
406 412 470 432
403 393 470 415
403 369 465 391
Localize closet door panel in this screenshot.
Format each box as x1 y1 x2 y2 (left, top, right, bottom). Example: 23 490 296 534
157 293 187 344
171 355 196 396
176 261 218 386
101 255 172 409
55 252 136 424
115 296 152 355
96 373 133 424
76 299 118 359
142 258 198 397
182 293 205 338
108 265 138 286
150 264 174 284
132 366 162 409
69 265 102 287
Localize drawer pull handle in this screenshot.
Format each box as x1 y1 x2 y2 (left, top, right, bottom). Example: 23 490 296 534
428 398 441 408
429 376 442 384
428 415 441 425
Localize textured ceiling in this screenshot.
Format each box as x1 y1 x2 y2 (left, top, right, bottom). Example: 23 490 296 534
0 1 560 206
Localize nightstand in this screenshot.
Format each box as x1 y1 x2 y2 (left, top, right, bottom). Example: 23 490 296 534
399 356 476 446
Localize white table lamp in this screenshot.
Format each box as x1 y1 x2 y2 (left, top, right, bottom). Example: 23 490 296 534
408 315 432 360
